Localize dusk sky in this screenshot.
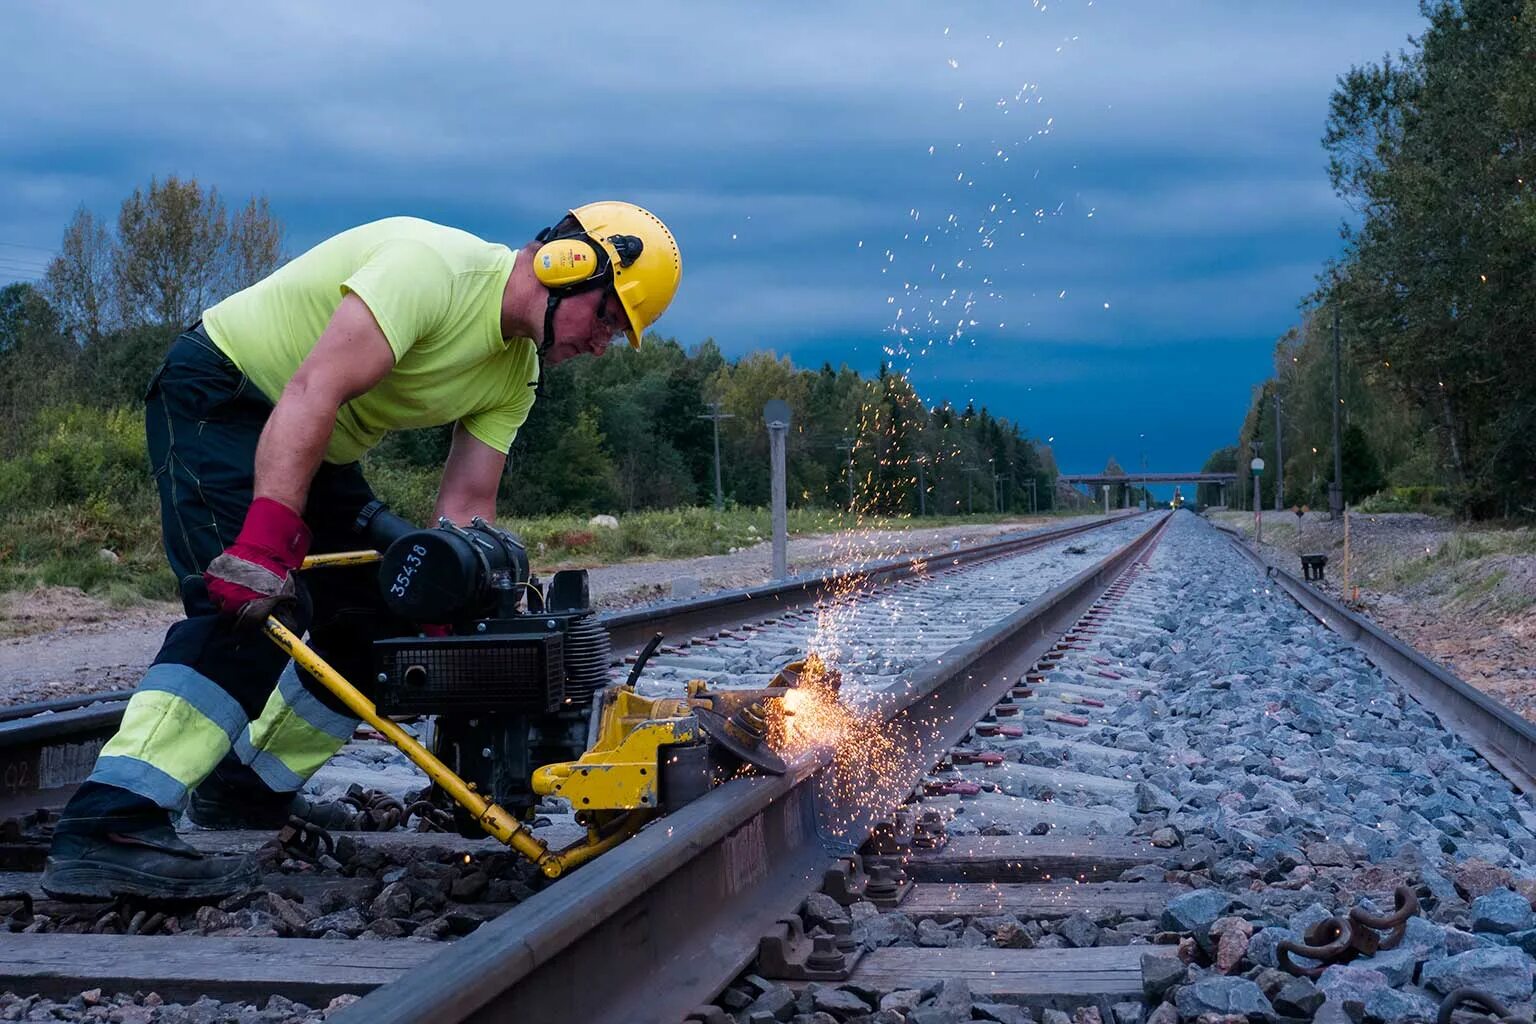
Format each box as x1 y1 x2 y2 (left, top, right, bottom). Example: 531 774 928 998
1 2 1428 482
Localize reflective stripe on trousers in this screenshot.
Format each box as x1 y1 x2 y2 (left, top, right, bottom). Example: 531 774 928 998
90 663 248 810
234 663 360 792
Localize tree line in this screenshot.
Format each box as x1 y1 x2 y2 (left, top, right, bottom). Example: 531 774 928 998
1215 0 1536 518
0 175 1065 519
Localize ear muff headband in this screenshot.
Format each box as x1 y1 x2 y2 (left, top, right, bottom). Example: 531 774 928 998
531 221 644 384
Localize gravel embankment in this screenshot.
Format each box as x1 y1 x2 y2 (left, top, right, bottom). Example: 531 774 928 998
711 510 1536 1024
1214 509 1536 722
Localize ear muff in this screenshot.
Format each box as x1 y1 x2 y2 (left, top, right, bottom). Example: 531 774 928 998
533 237 603 288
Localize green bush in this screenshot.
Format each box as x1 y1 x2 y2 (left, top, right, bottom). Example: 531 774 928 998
0 405 151 510
1357 486 1453 515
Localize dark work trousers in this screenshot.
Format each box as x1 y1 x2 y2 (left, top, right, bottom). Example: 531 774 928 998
57 326 408 836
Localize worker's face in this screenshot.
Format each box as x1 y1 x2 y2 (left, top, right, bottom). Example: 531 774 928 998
543 288 628 365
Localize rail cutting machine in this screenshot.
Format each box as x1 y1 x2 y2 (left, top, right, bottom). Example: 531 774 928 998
262 504 793 879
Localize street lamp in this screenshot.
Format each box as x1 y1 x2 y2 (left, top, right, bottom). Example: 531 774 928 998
1250 455 1265 545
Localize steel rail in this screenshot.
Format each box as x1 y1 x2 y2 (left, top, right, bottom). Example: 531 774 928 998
1215 519 1536 792
333 512 1172 1024
0 691 135 724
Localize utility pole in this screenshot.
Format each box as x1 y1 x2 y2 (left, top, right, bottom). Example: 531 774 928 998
1330 303 1344 518
1139 435 1147 511
1273 394 1285 513
696 401 734 513
1027 478 1037 514
1102 484 1110 516
916 457 927 517
835 437 856 511
763 400 791 579
1250 443 1265 546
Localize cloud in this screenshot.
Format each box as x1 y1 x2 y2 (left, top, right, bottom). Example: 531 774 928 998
0 0 1426 474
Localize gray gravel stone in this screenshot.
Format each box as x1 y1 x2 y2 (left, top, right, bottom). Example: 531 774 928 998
974 1003 1035 1024
878 990 921 1013
1057 911 1101 948
1141 953 1185 1001
1471 888 1533 935
1174 976 1274 1019
1361 986 1439 1024
921 978 972 1017
745 986 797 1022
808 987 869 1018
1109 1001 1142 1024
1246 926 1300 969
1358 947 1418 987
802 892 851 930
1158 888 1230 933
1272 975 1325 1017
1400 916 1449 963
1316 964 1389 1011
862 913 916 948
1420 946 1535 999
906 1009 961 1024
915 917 953 947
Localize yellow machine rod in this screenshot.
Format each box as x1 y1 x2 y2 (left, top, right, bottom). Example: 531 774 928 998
299 550 383 570
261 616 561 874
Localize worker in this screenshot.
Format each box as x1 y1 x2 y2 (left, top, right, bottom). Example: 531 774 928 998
41 203 681 900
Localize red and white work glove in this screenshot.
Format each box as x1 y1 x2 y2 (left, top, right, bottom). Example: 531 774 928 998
204 497 311 628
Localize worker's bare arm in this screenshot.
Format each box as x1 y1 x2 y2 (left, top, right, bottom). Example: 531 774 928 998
253 293 397 513
435 423 506 526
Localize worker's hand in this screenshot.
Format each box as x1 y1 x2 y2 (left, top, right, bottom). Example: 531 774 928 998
205 497 312 628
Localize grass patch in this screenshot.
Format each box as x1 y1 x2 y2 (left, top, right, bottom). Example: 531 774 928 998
0 504 178 603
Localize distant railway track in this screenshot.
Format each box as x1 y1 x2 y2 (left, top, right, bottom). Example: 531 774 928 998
5 509 1531 1024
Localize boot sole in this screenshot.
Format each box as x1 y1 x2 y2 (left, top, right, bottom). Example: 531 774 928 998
41 857 259 902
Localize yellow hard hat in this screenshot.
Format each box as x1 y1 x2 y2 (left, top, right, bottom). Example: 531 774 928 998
570 201 681 349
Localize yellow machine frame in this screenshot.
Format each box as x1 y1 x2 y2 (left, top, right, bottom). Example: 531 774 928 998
265 551 789 877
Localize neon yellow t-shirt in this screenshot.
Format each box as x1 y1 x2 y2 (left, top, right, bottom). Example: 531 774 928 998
202 217 538 464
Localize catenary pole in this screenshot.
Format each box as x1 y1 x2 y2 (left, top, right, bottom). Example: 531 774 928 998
1330 303 1344 518
696 402 734 513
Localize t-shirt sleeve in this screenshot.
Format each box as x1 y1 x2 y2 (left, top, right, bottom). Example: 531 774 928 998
339 240 453 361
460 347 540 453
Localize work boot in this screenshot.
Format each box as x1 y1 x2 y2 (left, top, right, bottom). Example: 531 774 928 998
41 825 258 901
187 769 360 831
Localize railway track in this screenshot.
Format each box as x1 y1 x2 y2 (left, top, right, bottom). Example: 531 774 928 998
4 508 1534 1024
0 514 1144 1008
0 512 1134 823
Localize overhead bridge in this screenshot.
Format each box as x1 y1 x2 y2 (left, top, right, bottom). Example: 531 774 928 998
1059 472 1237 486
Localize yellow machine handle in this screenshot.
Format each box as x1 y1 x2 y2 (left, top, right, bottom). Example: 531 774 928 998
299 550 382 570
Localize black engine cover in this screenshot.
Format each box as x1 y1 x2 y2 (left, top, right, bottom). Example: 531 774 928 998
374 630 564 715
